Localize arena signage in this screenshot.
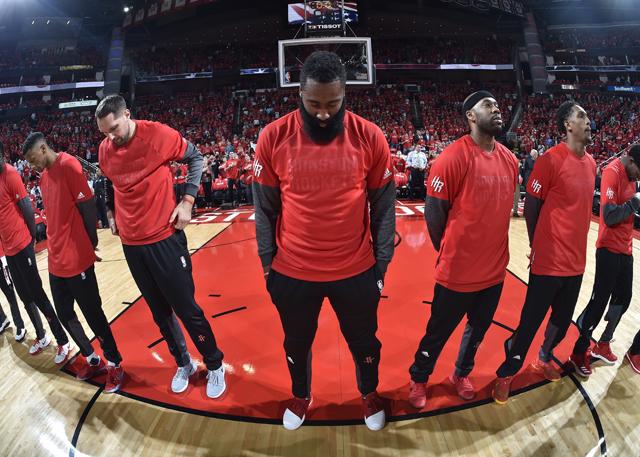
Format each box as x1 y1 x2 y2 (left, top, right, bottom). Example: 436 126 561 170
607 86 640 93
58 100 99 109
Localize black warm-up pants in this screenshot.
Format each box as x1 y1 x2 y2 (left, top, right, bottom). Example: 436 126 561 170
122 230 223 370
409 282 503 383
573 248 633 355
267 265 383 399
6 243 68 344
50 266 122 364
497 274 583 378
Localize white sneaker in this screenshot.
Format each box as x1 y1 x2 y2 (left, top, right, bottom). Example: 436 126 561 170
29 334 51 355
206 365 226 399
0 318 9 333
171 359 198 393
54 342 72 364
15 328 26 342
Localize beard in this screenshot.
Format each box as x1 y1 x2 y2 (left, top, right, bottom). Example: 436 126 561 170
299 100 346 144
477 117 503 137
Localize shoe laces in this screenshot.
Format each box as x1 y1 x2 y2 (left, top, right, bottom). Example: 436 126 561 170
286 397 311 418
175 363 192 380
107 366 121 384
363 392 383 417
207 367 223 386
56 344 67 356
457 375 473 390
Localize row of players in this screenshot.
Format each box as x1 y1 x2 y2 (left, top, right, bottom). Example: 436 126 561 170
0 52 639 432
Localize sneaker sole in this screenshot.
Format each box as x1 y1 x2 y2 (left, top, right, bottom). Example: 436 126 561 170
591 352 617 365
172 363 198 394
104 383 122 394
625 353 640 374
491 389 509 405
569 360 591 378
77 367 107 381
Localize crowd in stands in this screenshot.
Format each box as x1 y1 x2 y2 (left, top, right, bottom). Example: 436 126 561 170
543 28 640 51
0 46 106 71
3 79 640 215
132 36 513 77
515 92 640 168
374 37 512 65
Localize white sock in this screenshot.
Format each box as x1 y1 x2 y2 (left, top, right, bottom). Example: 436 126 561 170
87 353 100 365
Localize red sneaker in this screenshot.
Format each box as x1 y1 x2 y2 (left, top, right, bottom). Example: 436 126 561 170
408 380 427 409
569 351 592 378
626 352 640 375
530 358 562 382
449 374 475 400
592 341 617 364
282 397 312 430
76 359 106 381
492 376 513 404
105 365 125 393
362 391 385 431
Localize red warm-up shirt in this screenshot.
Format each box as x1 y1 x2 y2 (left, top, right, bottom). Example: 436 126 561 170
0 165 32 256
427 135 519 292
41 153 96 277
527 143 596 276
596 158 637 255
254 109 393 281
99 120 188 245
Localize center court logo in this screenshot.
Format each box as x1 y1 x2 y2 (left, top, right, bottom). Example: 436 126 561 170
430 176 444 193
531 179 542 194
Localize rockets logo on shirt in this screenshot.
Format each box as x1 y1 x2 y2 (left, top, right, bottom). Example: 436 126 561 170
606 187 615 200
253 159 263 178
531 179 542 194
430 176 444 193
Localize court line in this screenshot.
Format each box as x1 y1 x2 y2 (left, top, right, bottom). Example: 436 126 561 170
69 387 103 457
506 267 608 457
63 224 232 449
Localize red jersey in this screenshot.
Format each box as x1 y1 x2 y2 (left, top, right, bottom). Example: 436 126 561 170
224 159 241 180
0 165 32 256
40 153 96 277
254 109 393 281
596 158 637 255
527 143 596 276
99 120 188 245
427 135 519 292
392 155 406 173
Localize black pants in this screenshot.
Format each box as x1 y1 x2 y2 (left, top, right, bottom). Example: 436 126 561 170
573 248 633 354
50 266 122 364
203 181 212 204
0 263 25 329
497 274 583 377
409 169 425 200
227 179 238 203
267 266 383 398
6 243 68 344
122 231 223 370
409 282 503 383
96 197 109 229
630 329 640 355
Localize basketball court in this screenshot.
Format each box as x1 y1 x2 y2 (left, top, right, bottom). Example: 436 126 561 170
1 203 638 456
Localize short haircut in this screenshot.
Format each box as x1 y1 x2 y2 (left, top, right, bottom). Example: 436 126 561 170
629 144 640 165
95 94 127 119
22 132 46 156
300 51 346 89
556 100 578 135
